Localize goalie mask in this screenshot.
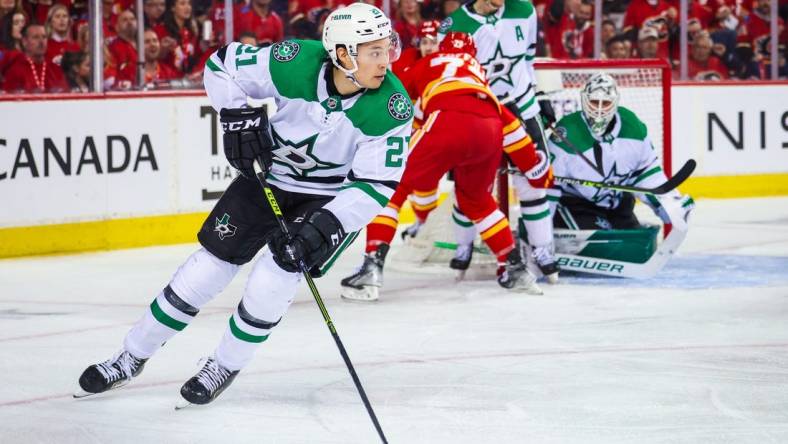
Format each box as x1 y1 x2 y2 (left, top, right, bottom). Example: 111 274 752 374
322 3 400 87
580 73 620 137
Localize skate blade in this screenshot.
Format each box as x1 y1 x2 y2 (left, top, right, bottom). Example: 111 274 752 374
73 379 131 399
340 286 379 302
73 389 96 399
454 269 467 282
175 398 193 410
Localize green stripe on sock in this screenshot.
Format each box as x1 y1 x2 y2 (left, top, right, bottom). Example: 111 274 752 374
518 96 536 113
229 316 270 343
521 209 550 221
451 213 474 227
150 299 188 331
546 194 560 202
341 182 389 207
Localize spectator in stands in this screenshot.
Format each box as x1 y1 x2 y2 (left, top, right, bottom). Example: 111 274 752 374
45 4 80 66
154 0 200 74
394 0 424 49
0 8 25 50
605 33 630 58
142 28 181 86
545 0 595 59
61 50 90 92
236 0 284 45
739 0 786 63
0 0 19 22
145 0 167 27
109 9 138 89
102 0 120 39
2 23 67 92
600 18 617 47
622 0 676 60
636 25 660 58
238 30 258 47
684 31 729 80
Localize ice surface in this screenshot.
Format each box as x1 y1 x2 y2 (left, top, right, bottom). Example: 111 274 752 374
1 197 787 443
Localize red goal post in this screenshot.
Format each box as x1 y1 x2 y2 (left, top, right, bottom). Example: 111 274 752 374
497 58 673 213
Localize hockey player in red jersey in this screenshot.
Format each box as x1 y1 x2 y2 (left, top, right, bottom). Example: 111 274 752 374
340 32 553 301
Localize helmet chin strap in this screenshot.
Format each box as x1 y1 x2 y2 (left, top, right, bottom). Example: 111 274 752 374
332 54 363 89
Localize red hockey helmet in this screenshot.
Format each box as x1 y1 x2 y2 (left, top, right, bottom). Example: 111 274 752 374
439 31 476 57
418 20 441 40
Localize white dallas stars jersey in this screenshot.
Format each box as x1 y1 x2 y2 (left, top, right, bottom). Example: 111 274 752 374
203 40 413 232
439 0 539 119
546 107 673 212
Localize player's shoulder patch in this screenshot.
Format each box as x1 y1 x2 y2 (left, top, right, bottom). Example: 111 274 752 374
551 111 595 154
271 40 301 62
346 72 412 137
387 92 412 121
438 17 453 34
269 39 325 101
502 0 535 20
616 106 648 141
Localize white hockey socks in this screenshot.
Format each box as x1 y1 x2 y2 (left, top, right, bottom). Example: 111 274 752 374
124 248 240 359
214 252 301 371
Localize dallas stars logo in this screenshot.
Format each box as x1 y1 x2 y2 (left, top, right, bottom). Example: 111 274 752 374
588 163 629 208
271 129 340 177
214 213 237 240
481 43 524 88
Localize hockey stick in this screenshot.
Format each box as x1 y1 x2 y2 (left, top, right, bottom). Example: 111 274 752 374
504 159 696 195
252 161 389 444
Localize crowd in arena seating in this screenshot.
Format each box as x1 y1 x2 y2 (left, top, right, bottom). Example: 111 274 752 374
0 0 785 93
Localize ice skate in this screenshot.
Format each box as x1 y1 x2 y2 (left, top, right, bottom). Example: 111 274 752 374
177 357 239 408
532 243 559 284
340 245 388 302
75 349 148 398
449 243 473 281
497 249 543 295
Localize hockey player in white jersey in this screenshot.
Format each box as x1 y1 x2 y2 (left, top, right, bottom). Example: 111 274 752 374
438 0 558 282
75 3 411 406
547 73 694 274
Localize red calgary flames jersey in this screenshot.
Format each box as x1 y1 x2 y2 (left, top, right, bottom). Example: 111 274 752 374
400 51 499 119
399 50 546 182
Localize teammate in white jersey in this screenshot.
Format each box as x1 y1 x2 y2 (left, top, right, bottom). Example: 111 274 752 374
75 3 411 406
547 73 694 257
439 0 558 282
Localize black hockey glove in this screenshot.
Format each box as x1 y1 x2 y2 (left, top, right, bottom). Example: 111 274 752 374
536 91 557 127
269 209 346 274
220 107 274 179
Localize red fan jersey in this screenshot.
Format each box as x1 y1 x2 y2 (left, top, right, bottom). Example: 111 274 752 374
623 0 675 59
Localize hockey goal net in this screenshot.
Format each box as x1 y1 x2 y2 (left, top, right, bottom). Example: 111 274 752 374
391 59 672 272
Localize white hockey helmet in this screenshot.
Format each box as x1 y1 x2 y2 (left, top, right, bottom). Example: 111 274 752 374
322 3 397 80
580 73 620 136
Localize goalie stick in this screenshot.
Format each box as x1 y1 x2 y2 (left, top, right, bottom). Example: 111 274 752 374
504 159 696 195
